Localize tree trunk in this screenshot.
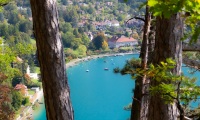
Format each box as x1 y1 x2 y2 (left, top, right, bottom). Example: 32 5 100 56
148 13 183 120
30 0 74 120
131 5 151 120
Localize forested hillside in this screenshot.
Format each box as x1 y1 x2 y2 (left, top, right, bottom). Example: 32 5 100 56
1 0 144 60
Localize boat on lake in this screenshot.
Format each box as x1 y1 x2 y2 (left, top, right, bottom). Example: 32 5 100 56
104 68 109 70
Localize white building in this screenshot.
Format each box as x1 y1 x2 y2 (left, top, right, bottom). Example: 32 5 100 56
111 20 120 27
27 65 39 79
108 36 138 49
31 87 40 92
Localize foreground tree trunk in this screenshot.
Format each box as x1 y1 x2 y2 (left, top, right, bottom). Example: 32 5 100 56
30 0 74 120
131 5 151 120
148 13 183 120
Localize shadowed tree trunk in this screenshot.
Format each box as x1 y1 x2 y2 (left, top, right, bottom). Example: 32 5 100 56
30 0 74 120
148 13 183 120
131 5 151 120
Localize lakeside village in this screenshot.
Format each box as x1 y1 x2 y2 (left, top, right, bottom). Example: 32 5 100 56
13 43 140 120
11 23 141 119
12 31 140 120
14 64 42 120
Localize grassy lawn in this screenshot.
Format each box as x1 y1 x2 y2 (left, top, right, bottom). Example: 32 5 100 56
31 79 39 83
34 67 40 74
28 90 35 95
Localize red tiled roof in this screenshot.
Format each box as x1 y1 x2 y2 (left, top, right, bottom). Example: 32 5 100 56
108 36 136 43
116 36 136 42
14 84 27 90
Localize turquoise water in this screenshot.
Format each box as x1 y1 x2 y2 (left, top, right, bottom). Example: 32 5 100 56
34 54 138 120
182 65 200 108
34 55 200 120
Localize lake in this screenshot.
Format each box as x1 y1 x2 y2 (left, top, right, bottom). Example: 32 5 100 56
33 54 200 120
34 54 138 120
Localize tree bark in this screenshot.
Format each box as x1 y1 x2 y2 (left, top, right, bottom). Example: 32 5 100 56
148 13 183 120
30 0 74 120
131 5 151 120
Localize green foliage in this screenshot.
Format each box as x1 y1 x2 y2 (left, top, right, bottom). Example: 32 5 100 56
148 0 200 43
11 77 21 87
87 6 95 14
0 45 20 80
81 34 90 47
71 38 83 49
125 31 130 37
60 22 73 33
119 47 133 53
120 58 141 75
62 32 75 48
120 57 200 108
14 43 36 55
19 19 32 33
123 103 132 111
11 91 23 111
150 83 177 104
22 97 30 106
62 6 79 25
113 67 120 73
132 58 200 105
180 77 200 106
0 0 11 8
76 45 87 56
92 32 107 50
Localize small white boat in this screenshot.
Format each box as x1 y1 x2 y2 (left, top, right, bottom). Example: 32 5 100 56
104 68 109 70
86 70 89 72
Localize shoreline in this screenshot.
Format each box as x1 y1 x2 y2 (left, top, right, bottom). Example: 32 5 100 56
66 52 138 69
16 89 44 120
18 52 138 120
31 89 44 120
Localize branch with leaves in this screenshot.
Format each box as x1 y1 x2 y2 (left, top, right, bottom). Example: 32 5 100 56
116 57 200 119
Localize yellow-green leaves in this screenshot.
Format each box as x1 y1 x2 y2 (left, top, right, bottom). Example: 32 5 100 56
148 0 200 43
150 83 176 104
148 0 157 7
148 0 181 18
0 0 11 11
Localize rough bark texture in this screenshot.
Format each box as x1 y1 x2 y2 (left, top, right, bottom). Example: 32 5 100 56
131 6 151 120
30 0 74 120
147 16 156 64
148 13 183 120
